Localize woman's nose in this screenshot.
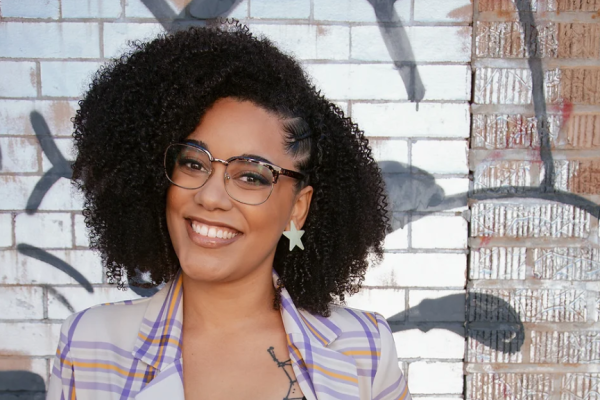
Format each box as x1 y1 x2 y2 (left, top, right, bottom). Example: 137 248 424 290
193 163 233 211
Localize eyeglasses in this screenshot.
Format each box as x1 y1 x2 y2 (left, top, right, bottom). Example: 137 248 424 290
164 142 306 205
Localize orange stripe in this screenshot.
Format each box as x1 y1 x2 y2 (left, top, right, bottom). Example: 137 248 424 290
154 273 183 367
70 360 147 379
286 335 304 363
305 363 359 384
299 314 328 346
397 381 409 400
342 350 381 356
137 332 181 347
366 312 378 327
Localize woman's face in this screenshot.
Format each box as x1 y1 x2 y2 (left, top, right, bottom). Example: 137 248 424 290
166 97 313 284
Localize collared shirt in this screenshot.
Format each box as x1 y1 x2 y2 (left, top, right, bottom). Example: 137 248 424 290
47 270 411 400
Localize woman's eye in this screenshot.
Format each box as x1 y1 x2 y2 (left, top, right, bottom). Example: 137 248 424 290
179 158 208 172
237 172 270 186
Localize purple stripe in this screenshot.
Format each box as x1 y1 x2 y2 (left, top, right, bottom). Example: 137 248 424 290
70 340 132 358
373 374 404 400
376 314 393 334
312 382 360 400
142 316 183 330
134 272 180 365
72 380 140 394
120 356 140 399
144 361 181 387
346 309 378 381
290 342 358 364
309 312 342 337
150 278 183 368
281 296 316 396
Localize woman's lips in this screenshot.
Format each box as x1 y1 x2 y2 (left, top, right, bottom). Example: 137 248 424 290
185 219 242 248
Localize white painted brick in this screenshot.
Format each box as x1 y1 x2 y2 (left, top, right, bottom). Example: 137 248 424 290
353 103 470 138
370 139 409 166
393 328 465 359
187 0 248 19
352 26 471 63
435 178 469 211
15 213 72 248
0 100 78 137
412 140 468 175
314 0 410 23
103 22 165 59
41 137 75 171
345 288 405 319
0 357 48 386
1 0 60 19
250 0 310 19
62 0 123 18
124 0 180 18
0 214 13 247
0 62 37 98
0 176 38 211
250 24 349 60
365 253 466 287
41 61 102 97
384 224 409 250
411 215 468 249
0 249 104 285
409 290 465 322
334 101 348 115
48 286 142 319
37 178 85 212
74 214 90 248
0 137 39 173
0 322 60 356
408 361 464 394
0 286 44 319
414 0 473 22
0 22 100 58
305 64 469 101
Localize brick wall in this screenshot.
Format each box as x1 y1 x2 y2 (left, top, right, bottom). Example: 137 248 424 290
0 0 597 399
468 3 600 400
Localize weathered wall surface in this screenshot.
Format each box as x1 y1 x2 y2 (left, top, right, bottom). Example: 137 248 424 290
0 0 597 399
469 2 600 400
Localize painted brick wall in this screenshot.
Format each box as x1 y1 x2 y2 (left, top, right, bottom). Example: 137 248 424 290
0 0 596 399
468 3 600 400
0 0 466 397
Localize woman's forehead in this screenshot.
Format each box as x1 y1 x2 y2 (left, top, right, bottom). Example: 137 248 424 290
186 98 294 166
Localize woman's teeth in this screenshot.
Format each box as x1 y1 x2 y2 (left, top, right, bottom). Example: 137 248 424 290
191 221 239 240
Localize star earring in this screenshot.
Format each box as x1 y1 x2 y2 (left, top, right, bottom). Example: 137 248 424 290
283 221 305 251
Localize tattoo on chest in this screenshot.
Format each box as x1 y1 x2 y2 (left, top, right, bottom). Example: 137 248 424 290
267 346 304 400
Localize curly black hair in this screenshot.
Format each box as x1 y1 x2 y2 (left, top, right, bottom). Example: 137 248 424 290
72 21 389 316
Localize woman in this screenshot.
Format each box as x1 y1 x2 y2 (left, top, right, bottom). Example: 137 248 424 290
47 21 410 400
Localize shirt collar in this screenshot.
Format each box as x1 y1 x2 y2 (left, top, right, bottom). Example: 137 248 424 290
133 269 342 370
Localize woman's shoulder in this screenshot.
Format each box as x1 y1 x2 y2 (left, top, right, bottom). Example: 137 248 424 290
59 295 154 346
324 304 392 338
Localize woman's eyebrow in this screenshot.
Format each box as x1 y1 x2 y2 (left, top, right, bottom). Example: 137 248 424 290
240 153 274 165
186 138 209 149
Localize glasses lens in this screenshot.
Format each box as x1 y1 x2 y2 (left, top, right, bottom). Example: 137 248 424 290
165 144 211 189
226 160 274 205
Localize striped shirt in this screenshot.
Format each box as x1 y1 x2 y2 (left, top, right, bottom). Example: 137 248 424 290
47 270 411 400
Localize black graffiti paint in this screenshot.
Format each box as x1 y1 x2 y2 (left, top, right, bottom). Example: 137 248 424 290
387 293 525 354
366 0 425 104
26 111 72 214
17 243 94 293
0 370 45 399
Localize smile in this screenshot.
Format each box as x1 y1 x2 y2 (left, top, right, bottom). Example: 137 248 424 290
185 218 242 249
190 220 240 239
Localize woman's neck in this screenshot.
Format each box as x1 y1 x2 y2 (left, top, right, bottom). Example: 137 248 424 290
181 266 279 335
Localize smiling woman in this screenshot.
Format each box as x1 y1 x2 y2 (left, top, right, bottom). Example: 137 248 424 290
47 21 411 400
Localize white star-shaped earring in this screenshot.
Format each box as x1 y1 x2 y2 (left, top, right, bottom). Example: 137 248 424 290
283 221 305 251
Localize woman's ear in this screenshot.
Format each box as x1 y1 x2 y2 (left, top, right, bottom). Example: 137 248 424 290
288 185 313 230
